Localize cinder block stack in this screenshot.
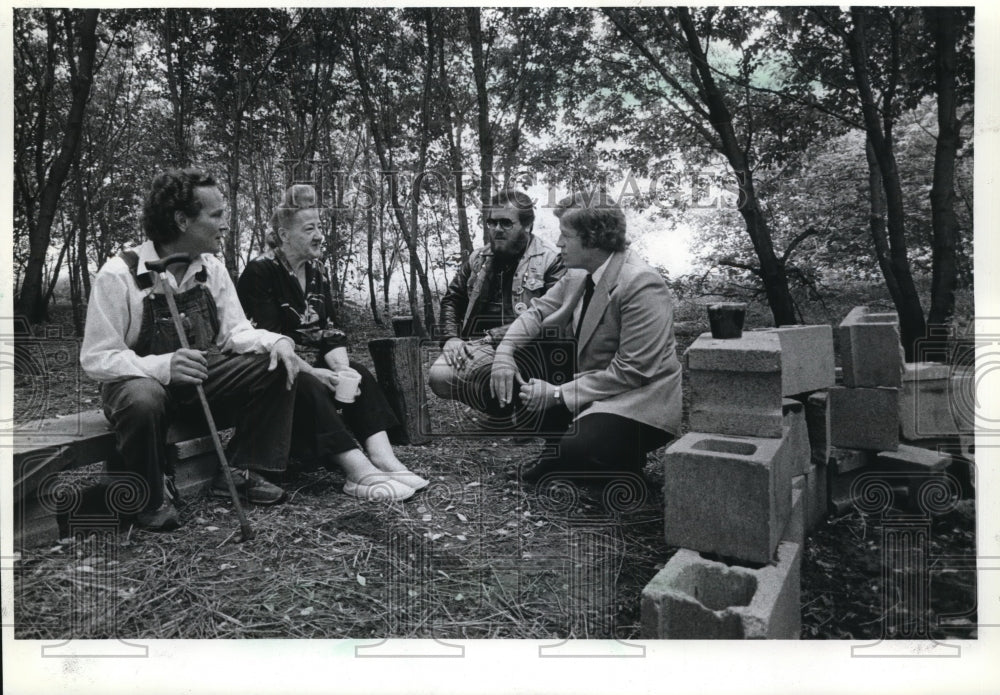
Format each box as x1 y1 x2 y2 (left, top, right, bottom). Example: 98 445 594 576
829 307 903 450
822 307 963 514
643 307 972 638
644 324 835 639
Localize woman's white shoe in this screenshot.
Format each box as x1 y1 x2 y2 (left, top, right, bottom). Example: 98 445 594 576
388 471 430 491
343 475 414 501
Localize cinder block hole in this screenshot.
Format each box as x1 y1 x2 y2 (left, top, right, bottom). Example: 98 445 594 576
673 564 757 610
692 439 757 456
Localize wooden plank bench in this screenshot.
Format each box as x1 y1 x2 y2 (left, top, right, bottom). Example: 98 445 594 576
13 411 230 549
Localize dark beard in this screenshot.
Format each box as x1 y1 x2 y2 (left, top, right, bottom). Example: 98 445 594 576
491 236 529 263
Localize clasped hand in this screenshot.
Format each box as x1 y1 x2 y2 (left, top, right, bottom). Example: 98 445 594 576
170 338 298 390
519 378 555 413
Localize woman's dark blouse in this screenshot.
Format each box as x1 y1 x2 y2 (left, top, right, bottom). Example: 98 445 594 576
237 254 348 352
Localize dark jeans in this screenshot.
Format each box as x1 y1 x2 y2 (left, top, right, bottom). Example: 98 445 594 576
290 361 400 469
540 413 672 476
101 353 297 512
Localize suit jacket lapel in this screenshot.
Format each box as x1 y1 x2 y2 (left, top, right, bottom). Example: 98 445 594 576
577 250 628 355
541 270 588 333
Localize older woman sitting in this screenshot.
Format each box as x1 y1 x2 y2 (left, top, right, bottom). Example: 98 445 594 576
237 184 428 501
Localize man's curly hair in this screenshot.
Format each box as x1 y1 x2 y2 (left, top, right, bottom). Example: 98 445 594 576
141 168 218 244
554 190 628 252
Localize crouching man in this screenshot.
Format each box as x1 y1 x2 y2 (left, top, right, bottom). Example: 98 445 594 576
80 168 300 530
490 192 682 485
428 190 565 427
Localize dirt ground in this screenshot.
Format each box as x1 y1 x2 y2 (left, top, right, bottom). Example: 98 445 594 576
10 290 977 640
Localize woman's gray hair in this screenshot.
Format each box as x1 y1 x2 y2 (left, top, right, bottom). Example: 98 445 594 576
268 184 318 248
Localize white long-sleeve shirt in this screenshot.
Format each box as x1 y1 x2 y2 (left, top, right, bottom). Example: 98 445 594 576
80 240 292 384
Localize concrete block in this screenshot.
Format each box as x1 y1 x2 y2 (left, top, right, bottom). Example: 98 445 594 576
641 542 802 639
804 463 828 532
753 325 836 395
804 392 831 466
899 362 960 439
838 307 904 388
783 399 811 476
686 331 783 372
664 430 793 565
689 368 784 437
827 466 910 516
949 368 975 433
827 466 861 515
784 481 805 547
828 386 900 451
15 500 64 550
876 444 955 513
828 446 874 475
687 332 784 437
173 454 218 500
958 432 974 461
876 443 952 473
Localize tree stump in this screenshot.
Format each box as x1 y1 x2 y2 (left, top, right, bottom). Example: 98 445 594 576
391 316 415 337
368 337 431 445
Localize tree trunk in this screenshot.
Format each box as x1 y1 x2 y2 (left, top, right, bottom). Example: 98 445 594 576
43 235 70 309
225 122 242 279
73 157 92 301
408 11 439 332
366 201 383 326
846 8 926 359
925 6 961 328
16 9 100 324
467 8 494 245
674 8 797 326
68 227 85 336
380 203 391 315
162 10 188 164
347 16 433 337
864 139 903 303
438 27 474 261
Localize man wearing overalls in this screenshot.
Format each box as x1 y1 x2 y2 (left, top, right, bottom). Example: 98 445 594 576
428 190 566 429
80 168 300 530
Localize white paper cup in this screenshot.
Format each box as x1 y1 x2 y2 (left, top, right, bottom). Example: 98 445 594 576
335 368 362 403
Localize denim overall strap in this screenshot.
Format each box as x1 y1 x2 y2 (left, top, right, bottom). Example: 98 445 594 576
119 251 221 357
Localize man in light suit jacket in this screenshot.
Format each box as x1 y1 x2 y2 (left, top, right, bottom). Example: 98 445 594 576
490 191 682 483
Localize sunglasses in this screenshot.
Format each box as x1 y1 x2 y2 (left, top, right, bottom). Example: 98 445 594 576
485 218 516 230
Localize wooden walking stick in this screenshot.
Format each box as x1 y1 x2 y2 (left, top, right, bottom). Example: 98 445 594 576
146 253 254 542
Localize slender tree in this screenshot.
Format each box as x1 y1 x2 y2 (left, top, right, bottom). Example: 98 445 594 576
603 7 798 325
16 9 101 324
